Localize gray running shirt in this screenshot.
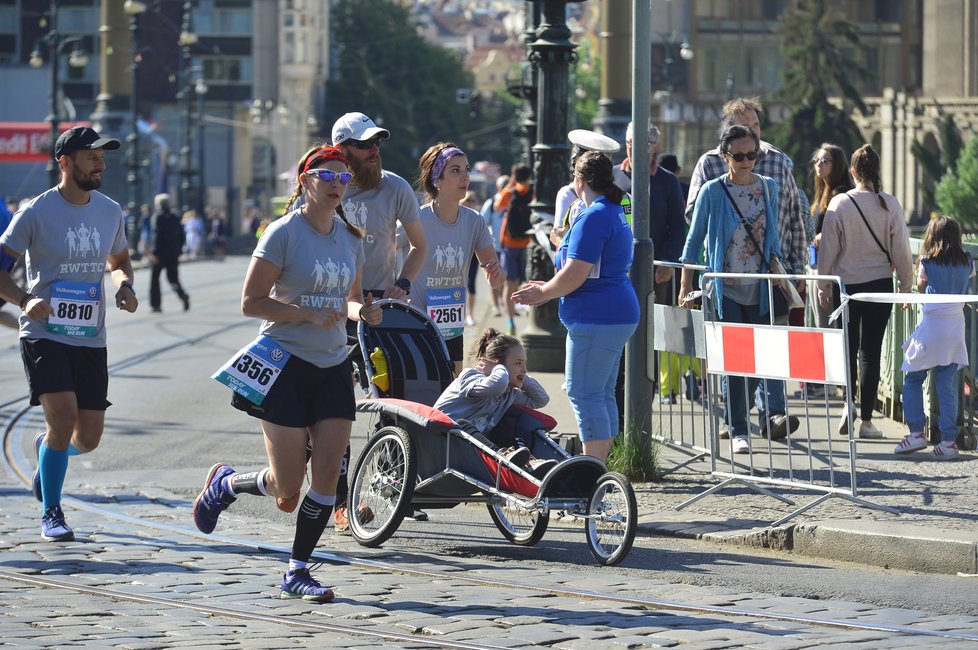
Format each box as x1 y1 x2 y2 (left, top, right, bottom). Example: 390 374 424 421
414 203 493 313
341 171 421 291
433 366 549 433
253 209 365 368
0 187 127 347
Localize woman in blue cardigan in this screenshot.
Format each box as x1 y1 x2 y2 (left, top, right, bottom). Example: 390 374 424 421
678 125 781 455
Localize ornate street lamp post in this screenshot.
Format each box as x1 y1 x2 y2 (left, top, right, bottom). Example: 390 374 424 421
506 3 540 166
195 78 208 216
123 0 147 245
519 0 585 372
177 1 198 212
30 1 89 187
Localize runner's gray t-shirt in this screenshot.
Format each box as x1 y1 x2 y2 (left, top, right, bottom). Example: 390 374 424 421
254 209 365 368
0 187 127 347
415 204 493 337
342 171 420 291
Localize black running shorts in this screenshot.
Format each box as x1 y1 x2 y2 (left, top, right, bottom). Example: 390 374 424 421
445 334 464 363
232 355 355 428
20 338 110 410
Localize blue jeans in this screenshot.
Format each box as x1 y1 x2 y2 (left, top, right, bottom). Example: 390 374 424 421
565 321 638 442
718 297 787 438
903 364 959 442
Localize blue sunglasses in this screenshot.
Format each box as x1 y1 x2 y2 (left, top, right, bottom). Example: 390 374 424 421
306 169 353 184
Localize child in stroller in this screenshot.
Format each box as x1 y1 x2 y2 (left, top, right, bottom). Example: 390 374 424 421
433 328 557 478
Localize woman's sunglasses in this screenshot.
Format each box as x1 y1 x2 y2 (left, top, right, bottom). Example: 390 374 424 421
348 138 382 150
812 156 831 165
306 169 353 184
725 151 758 162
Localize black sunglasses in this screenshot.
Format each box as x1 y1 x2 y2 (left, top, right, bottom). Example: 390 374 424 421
725 150 758 162
347 138 382 150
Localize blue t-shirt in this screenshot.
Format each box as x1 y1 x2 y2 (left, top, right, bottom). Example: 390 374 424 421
556 195 639 325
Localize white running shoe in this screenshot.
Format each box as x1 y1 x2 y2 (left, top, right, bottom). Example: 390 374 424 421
930 442 960 461
858 420 883 439
894 433 928 454
837 402 857 437
731 437 751 454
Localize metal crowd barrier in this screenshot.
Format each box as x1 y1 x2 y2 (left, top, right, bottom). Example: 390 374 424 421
650 261 712 475
672 269 900 526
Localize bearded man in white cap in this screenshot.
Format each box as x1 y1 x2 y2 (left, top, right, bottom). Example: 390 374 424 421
330 111 428 528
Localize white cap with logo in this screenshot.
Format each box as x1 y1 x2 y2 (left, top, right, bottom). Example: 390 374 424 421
331 112 391 145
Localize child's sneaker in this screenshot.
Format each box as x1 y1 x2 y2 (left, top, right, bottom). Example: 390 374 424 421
31 432 44 503
894 432 928 454
280 568 334 603
500 446 531 468
929 441 960 461
334 503 375 533
193 463 236 534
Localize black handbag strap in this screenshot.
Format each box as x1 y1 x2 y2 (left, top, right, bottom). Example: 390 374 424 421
720 180 771 273
845 192 892 266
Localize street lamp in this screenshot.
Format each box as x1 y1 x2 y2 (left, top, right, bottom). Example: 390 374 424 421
194 78 208 216
178 1 199 212
651 34 694 156
30 1 90 187
124 0 147 238
249 98 279 211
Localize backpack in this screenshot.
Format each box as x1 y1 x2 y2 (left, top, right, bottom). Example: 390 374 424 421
505 188 532 239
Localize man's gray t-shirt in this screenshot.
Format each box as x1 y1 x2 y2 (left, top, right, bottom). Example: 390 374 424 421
342 170 421 291
415 204 493 338
0 187 127 347
253 209 365 368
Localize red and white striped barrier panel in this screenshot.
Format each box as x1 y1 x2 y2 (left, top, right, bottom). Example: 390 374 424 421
704 323 847 384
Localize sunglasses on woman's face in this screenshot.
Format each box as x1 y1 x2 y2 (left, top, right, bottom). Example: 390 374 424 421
725 150 758 162
306 169 353 184
812 156 831 166
348 138 382 150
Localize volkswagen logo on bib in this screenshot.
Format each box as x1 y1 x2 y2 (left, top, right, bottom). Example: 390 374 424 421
88 286 98 298
270 347 285 363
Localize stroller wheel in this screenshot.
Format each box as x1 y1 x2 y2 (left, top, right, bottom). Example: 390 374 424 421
487 502 549 546
584 472 637 566
350 425 416 547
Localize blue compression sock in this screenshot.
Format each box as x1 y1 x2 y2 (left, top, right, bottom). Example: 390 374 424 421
67 444 83 456
39 444 69 511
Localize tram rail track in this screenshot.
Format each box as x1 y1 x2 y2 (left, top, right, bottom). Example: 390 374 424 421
3 311 978 645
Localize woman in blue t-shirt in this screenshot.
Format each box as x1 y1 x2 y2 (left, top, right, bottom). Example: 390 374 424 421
512 151 639 461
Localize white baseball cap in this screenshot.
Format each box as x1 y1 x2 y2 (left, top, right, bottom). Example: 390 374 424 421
331 112 391 145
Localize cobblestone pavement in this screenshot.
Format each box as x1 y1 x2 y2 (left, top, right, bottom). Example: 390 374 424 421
3 483 978 648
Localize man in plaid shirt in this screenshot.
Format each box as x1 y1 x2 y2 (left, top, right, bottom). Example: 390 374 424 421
685 97 810 275
685 97 810 440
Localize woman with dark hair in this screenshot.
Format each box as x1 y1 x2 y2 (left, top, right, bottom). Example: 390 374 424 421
678 125 784 455
809 143 855 328
817 144 913 439
414 143 503 374
512 151 638 462
194 145 383 602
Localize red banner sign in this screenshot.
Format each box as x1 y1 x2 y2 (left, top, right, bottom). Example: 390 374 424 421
0 122 89 163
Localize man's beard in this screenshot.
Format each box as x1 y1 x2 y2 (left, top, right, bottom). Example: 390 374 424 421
349 154 382 190
72 167 101 191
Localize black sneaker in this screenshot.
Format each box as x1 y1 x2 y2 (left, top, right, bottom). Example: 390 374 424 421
41 506 74 542
404 509 428 522
528 456 557 479
764 414 800 440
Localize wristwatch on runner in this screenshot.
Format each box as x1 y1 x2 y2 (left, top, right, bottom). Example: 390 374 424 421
394 277 411 295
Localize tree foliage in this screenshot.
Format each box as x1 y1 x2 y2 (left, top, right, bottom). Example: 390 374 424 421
327 0 516 178
935 135 978 229
769 0 869 197
911 114 963 217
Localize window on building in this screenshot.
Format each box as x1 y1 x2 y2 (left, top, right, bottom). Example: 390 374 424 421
200 56 252 84
875 0 903 22
58 7 97 33
196 8 252 35
695 0 732 18
0 6 16 33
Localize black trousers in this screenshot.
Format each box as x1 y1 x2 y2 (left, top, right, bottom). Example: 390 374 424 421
150 255 188 310
842 277 894 420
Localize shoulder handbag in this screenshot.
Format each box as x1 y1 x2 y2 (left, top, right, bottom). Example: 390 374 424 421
845 193 893 269
720 180 803 316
